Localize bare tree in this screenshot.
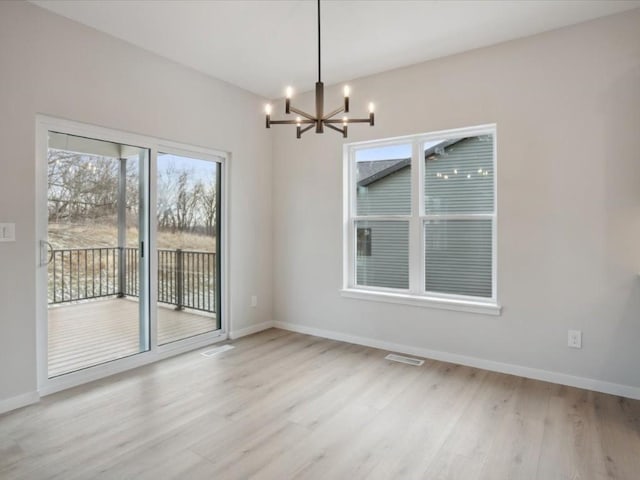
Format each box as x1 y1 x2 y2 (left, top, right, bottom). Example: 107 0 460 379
201 182 217 236
49 150 217 237
48 151 119 223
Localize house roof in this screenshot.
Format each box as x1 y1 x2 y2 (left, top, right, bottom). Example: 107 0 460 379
357 158 410 187
357 139 460 186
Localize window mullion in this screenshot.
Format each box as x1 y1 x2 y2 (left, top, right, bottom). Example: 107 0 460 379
422 213 494 221
352 215 411 221
409 140 422 294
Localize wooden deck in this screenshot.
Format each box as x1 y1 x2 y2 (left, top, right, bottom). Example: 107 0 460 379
48 298 217 377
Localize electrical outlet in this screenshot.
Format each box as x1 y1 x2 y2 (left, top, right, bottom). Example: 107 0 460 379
251 295 258 308
568 330 582 349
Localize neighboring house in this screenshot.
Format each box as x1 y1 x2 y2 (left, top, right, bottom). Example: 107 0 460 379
356 136 493 296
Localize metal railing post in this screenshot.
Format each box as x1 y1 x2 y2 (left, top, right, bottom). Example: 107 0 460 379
117 157 127 297
117 247 125 297
175 248 184 310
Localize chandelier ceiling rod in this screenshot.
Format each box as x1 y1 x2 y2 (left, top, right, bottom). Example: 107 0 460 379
317 0 321 83
264 0 375 139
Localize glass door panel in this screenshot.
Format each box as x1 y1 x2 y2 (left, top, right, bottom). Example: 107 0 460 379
46 132 149 377
156 152 221 345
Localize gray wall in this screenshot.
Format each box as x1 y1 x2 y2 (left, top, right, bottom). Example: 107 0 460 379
273 9 640 390
0 1 273 404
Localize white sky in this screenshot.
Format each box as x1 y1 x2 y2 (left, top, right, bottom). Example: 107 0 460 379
355 140 441 162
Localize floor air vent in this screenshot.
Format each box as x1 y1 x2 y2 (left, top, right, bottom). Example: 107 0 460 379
385 353 424 366
201 345 235 357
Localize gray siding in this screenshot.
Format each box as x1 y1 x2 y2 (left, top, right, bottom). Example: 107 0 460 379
424 135 493 297
424 136 493 214
356 220 409 289
425 219 492 297
356 166 411 215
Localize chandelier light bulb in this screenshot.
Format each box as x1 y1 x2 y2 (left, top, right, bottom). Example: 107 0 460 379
265 104 272 115
343 85 350 97
368 102 375 113
296 116 302 126
286 86 293 99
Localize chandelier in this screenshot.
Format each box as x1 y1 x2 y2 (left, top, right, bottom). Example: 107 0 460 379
264 0 375 139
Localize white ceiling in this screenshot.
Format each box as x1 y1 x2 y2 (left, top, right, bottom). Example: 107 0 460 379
31 0 640 99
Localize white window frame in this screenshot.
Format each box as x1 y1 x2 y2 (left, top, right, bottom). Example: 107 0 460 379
341 124 501 315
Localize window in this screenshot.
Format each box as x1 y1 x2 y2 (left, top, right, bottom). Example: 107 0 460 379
343 125 500 315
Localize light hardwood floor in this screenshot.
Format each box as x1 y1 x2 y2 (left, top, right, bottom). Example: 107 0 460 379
1 328 639 479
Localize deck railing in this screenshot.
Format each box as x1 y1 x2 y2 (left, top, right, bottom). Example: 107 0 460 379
48 247 216 313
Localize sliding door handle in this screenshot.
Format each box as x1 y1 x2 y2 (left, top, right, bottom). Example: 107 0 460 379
40 240 53 266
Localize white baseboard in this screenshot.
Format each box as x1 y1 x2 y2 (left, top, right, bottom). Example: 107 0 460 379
0 391 40 415
229 321 275 340
273 321 640 401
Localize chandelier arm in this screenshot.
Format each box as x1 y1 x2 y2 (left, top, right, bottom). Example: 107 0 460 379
300 124 315 135
324 123 343 132
289 106 317 122
325 123 347 138
325 118 371 124
269 119 314 125
323 105 345 120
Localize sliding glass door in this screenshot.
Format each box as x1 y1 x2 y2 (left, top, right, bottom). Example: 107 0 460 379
156 153 222 344
45 132 149 377
38 119 226 387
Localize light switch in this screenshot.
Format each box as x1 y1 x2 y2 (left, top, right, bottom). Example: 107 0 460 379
0 223 16 242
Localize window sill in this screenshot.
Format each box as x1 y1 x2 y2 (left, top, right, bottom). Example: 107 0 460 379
340 288 502 316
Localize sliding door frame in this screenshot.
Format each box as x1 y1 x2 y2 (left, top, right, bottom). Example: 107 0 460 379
35 115 230 395
155 143 227 345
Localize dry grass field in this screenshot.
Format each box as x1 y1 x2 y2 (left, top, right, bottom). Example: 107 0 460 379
48 222 215 252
